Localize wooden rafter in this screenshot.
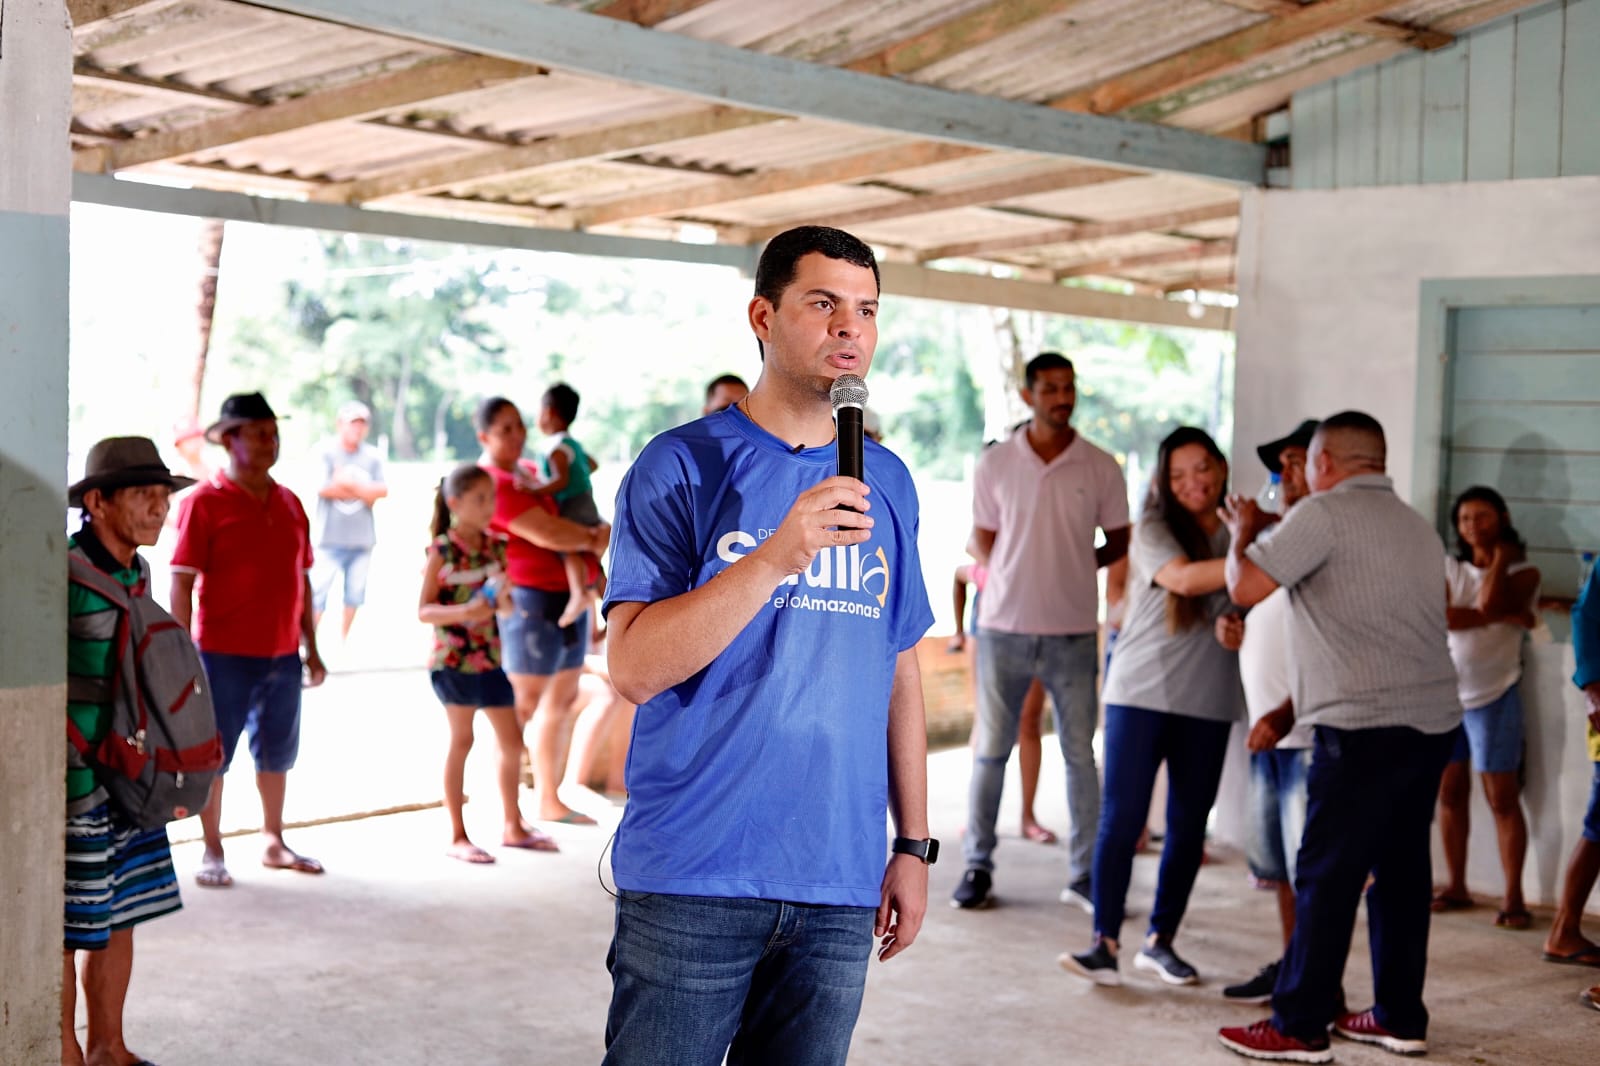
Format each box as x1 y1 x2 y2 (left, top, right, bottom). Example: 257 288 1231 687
325 0 1101 208
1048 0 1416 115
74 56 536 173
1054 238 1237 280
68 0 184 34
1210 0 1452 51
567 142 987 229
918 201 1239 263
742 165 1141 242
1164 274 1236 294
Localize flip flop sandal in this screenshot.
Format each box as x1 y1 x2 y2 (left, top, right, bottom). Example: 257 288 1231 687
1430 892 1474 912
194 861 233 889
1542 946 1600 968
1495 909 1534 930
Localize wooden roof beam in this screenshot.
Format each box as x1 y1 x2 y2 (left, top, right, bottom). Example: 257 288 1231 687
1054 238 1237 280
324 0 1105 208
254 0 1264 184
1049 0 1417 115
918 201 1239 263
741 165 1140 242
69 0 184 35
73 55 537 173
1209 0 1452 51
569 142 987 229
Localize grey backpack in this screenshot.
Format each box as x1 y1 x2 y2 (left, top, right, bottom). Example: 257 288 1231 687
67 547 223 828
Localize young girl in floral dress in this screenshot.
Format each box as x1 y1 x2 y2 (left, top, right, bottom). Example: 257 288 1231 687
419 464 557 861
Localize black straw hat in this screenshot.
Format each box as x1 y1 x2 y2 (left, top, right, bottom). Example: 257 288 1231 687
68 436 198 508
204 391 286 444
1255 419 1320 474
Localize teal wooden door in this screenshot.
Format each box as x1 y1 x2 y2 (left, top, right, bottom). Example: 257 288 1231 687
1445 304 1600 599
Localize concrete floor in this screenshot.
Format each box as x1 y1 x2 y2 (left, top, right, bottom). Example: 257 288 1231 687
93 670 1598 1065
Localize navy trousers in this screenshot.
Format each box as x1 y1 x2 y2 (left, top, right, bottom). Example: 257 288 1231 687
1272 724 1456 1043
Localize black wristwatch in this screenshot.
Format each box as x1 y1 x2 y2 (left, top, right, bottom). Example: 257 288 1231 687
892 837 939 865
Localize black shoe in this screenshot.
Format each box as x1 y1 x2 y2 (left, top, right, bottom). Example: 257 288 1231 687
950 868 994 910
1136 938 1200 985
1058 875 1094 915
1223 959 1281 1003
1059 940 1121 986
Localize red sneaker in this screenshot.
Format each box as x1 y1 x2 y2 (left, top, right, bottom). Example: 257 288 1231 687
1218 1019 1333 1063
1333 1008 1427 1055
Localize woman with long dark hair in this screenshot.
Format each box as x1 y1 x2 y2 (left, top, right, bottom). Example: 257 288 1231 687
1061 426 1244 987
1432 485 1540 927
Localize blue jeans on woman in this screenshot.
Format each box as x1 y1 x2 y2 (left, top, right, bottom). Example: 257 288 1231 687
1092 703 1233 944
603 893 875 1066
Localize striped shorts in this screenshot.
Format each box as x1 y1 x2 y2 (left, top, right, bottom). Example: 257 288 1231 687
64 802 182 952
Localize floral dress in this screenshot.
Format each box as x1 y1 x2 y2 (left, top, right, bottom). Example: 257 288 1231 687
429 529 509 674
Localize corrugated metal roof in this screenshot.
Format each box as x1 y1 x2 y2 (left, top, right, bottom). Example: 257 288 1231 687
67 0 1550 298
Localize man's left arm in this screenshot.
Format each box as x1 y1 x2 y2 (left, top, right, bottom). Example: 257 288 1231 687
877 646 929 962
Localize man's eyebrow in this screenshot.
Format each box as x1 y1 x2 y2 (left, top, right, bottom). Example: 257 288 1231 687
803 287 877 307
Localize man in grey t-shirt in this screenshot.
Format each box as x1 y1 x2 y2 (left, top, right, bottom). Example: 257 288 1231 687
1215 412 1461 1063
311 401 388 640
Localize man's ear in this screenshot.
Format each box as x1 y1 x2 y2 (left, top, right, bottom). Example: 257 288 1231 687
1016 385 1033 410
748 296 773 344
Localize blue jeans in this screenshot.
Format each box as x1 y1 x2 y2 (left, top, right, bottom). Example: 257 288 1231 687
200 652 303 773
963 630 1100 881
603 893 874 1066
1091 704 1233 943
310 544 372 611
1272 725 1455 1044
1246 747 1312 884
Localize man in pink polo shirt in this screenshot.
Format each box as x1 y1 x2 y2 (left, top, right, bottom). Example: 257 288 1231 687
171 392 327 888
952 352 1130 911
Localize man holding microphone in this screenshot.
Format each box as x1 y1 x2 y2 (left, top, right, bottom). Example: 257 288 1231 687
599 226 935 1066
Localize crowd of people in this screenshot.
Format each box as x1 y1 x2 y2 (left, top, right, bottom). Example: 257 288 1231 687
57 223 1600 1065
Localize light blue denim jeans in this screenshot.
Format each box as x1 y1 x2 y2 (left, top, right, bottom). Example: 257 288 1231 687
963 629 1101 882
1245 746 1313 884
603 893 875 1066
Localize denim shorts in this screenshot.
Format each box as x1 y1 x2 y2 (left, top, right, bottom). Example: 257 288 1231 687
1584 762 1600 845
200 652 304 773
1245 746 1312 884
500 585 588 677
1449 682 1525 774
430 667 515 709
311 545 373 611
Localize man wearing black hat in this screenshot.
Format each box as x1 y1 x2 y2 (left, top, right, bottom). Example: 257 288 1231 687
1221 419 1317 1006
171 392 327 888
64 437 196 1066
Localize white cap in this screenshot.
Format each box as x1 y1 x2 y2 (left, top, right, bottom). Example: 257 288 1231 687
337 400 372 423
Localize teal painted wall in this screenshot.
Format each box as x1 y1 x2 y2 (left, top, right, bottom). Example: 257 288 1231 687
1292 0 1600 189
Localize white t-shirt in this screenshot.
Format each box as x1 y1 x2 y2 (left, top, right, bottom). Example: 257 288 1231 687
1237 587 1310 749
972 427 1128 635
1445 555 1537 709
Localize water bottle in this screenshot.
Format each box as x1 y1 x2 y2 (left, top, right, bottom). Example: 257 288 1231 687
1256 472 1283 515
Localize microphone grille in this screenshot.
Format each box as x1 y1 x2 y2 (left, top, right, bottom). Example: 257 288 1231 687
829 374 869 411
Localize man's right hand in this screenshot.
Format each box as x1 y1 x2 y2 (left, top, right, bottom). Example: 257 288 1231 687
1247 706 1293 753
753 477 873 578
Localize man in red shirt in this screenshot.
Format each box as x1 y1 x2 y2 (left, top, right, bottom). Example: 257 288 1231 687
171 392 327 888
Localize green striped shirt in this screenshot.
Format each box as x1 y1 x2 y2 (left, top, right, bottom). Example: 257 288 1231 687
67 533 141 802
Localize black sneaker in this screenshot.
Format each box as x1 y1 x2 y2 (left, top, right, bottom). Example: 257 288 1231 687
1136 938 1200 985
1058 875 1094 915
1059 939 1121 986
950 868 994 910
1223 959 1281 1003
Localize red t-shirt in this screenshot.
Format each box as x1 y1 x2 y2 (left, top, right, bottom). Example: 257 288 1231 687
482 462 568 592
170 474 313 657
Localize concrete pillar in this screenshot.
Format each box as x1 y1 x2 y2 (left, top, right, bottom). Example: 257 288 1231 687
0 2 72 1061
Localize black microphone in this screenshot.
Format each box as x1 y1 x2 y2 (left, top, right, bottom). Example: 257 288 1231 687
830 375 868 506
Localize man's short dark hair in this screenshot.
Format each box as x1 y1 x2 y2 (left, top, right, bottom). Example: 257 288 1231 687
1024 352 1074 390
705 374 747 403
755 226 880 307
1315 410 1386 467
542 383 580 426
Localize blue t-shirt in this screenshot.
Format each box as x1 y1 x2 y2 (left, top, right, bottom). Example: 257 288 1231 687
603 406 934 907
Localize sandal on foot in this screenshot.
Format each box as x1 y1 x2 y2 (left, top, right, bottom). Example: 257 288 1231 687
1495 908 1533 930
1430 891 1473 912
195 858 233 889
1543 946 1600 968
1023 823 1059 845
502 830 559 852
262 852 324 875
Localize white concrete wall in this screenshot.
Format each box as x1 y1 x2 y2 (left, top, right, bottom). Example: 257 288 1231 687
0 2 72 1060
1227 176 1600 908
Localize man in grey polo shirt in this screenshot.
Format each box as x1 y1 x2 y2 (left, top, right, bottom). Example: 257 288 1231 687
952 351 1129 911
311 400 388 640
1215 411 1461 1063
